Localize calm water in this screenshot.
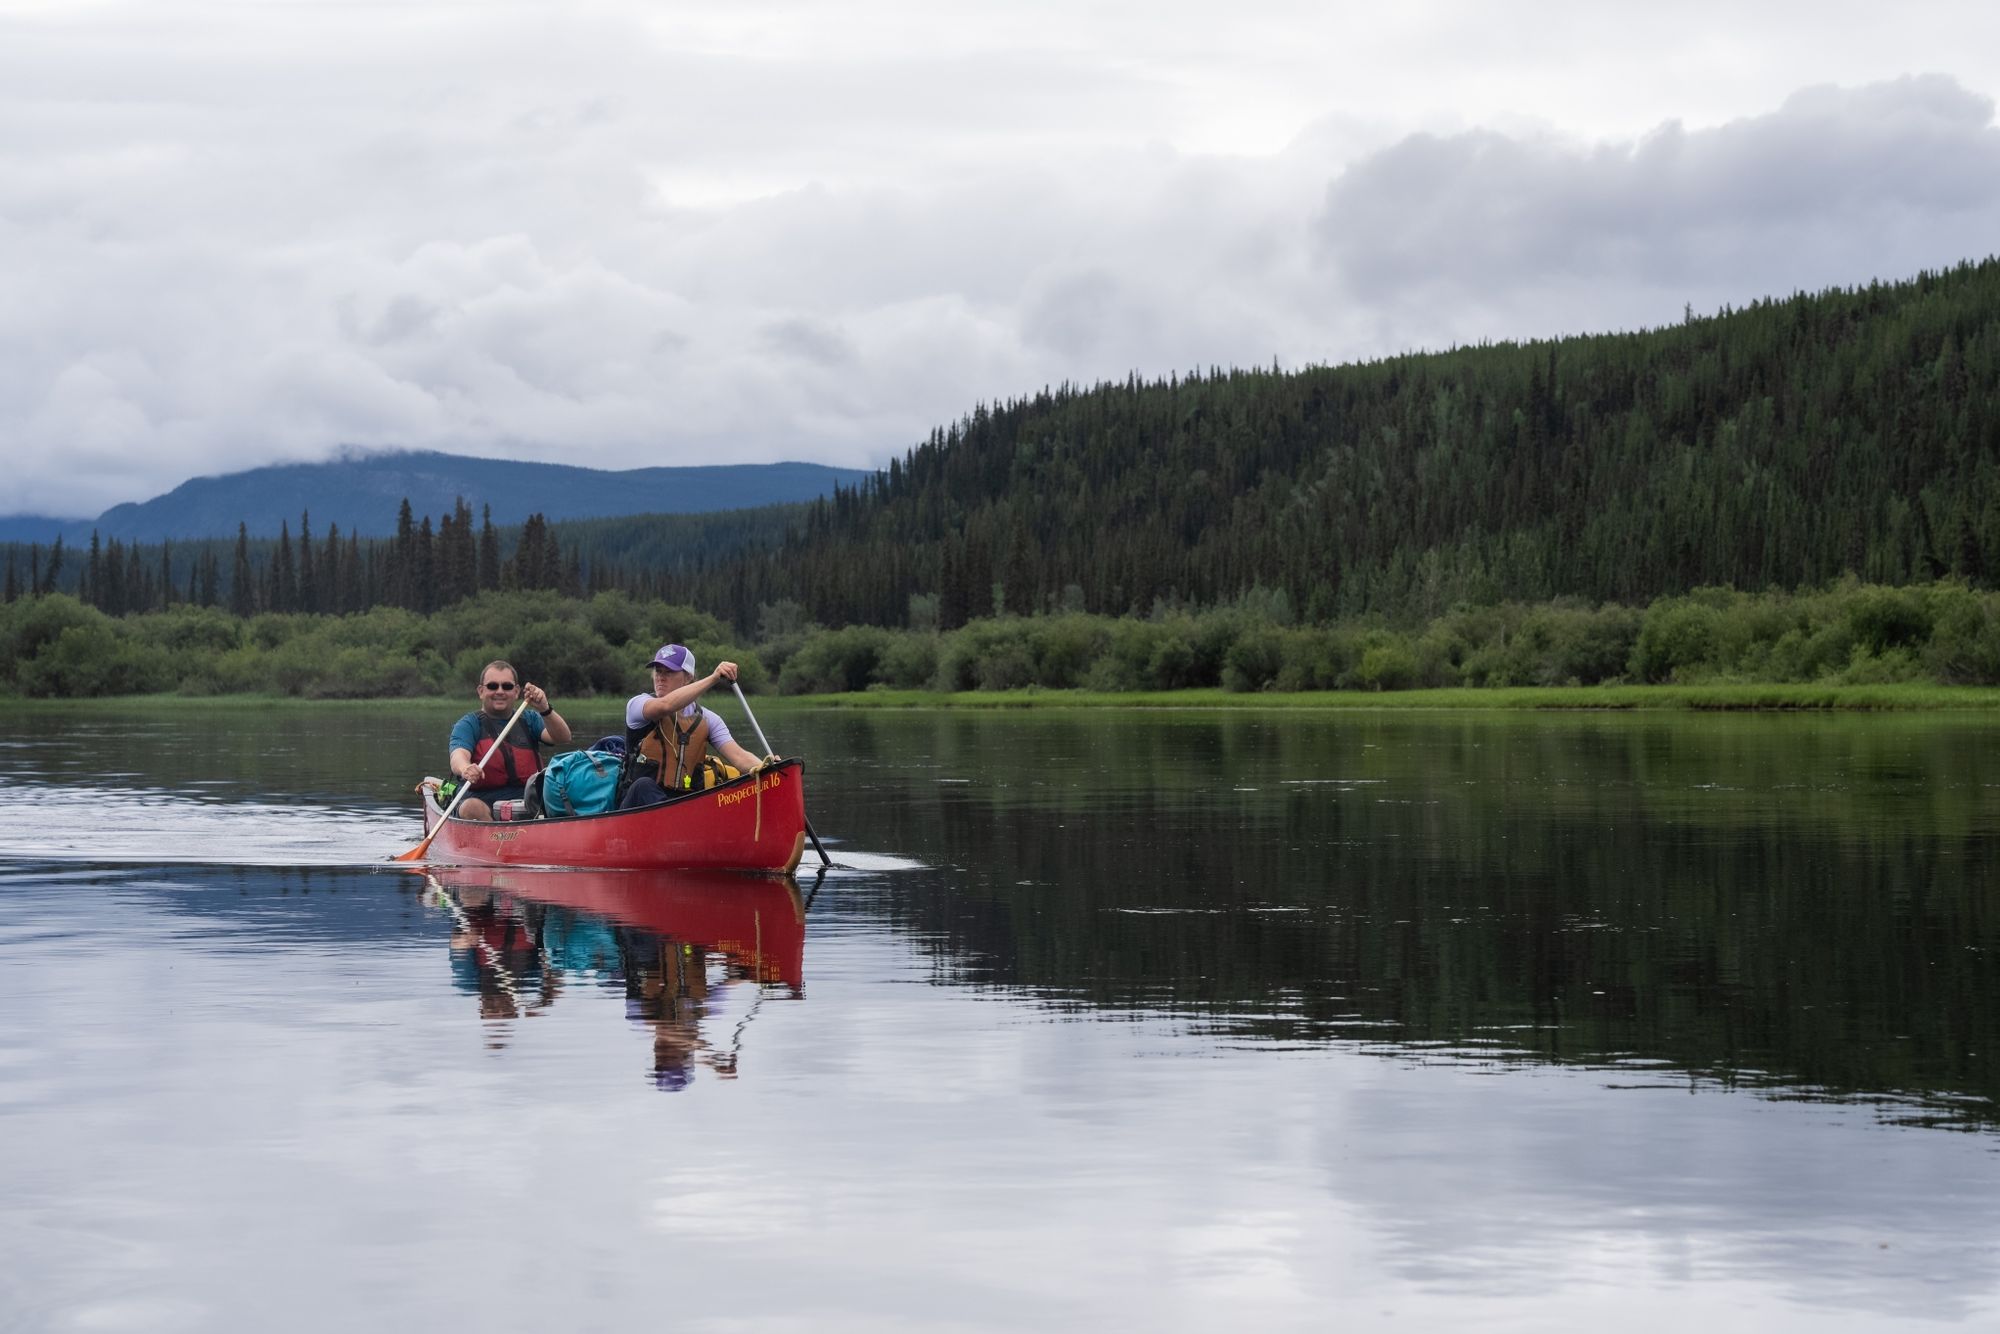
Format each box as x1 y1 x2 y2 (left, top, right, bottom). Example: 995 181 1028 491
4 703 2000 1331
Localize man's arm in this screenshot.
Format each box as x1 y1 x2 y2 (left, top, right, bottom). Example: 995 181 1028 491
448 746 484 784
448 717 485 784
522 683 571 746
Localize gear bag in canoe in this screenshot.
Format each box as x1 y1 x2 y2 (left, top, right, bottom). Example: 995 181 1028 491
538 748 622 817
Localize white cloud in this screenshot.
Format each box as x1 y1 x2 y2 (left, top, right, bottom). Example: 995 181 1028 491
1311 75 2000 351
3 2 2000 514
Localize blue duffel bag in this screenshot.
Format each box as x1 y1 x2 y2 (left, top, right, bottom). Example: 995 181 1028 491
538 748 621 817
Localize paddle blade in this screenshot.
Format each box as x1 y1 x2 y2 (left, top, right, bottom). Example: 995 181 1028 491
391 837 436 863
395 788 448 860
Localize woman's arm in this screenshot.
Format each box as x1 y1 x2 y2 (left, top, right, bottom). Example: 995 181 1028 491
637 663 740 722
716 738 764 772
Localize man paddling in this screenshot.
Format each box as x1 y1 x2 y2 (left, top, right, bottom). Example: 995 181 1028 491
448 659 573 820
617 644 767 808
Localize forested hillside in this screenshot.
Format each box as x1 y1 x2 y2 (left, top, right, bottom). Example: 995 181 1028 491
8 259 1999 639
0 501 796 617
666 258 2000 631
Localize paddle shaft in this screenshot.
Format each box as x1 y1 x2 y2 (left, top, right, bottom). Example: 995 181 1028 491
732 682 831 868
395 699 530 862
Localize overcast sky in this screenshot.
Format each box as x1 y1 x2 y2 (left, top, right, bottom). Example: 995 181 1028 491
5 1 2000 517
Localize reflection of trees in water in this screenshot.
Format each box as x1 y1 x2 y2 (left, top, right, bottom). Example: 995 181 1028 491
823 713 2000 1127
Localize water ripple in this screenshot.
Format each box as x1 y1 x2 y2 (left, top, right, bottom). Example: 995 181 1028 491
0 783 417 867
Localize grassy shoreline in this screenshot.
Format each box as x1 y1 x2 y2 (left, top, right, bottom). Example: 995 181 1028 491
22 683 2000 712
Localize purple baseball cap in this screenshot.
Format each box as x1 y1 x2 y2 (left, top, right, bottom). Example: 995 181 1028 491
647 643 696 674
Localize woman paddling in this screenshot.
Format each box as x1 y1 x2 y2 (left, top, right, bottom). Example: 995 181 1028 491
617 644 767 809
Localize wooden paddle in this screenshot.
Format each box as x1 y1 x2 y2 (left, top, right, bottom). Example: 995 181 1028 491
732 682 831 868
393 698 530 863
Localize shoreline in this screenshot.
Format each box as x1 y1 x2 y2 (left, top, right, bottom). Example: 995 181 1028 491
20 684 2000 712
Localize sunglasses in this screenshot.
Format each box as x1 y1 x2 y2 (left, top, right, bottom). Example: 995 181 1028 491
483 681 518 692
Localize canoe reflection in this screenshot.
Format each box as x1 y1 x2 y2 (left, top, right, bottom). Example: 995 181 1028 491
426 868 806 1090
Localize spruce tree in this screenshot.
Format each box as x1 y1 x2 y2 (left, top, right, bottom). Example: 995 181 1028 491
390 498 416 609
298 512 317 613
103 538 126 614
478 504 500 590
346 533 364 609
230 523 254 616
125 544 147 614
320 522 343 613
414 516 436 612
83 531 102 608
270 521 297 613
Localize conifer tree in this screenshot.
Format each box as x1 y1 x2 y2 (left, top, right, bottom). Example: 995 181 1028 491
510 513 555 590
478 504 500 590
390 498 416 609
270 521 297 613
414 516 436 611
125 544 147 613
1000 519 1033 616
451 498 477 603
320 522 343 613
103 538 128 614
298 512 317 614
346 533 364 609
230 524 254 616
938 545 968 630
83 531 102 608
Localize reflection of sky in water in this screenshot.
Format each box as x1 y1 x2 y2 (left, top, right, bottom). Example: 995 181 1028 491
1 865 1997 1330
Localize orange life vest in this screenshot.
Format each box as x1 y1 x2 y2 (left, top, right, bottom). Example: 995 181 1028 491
471 711 542 790
629 709 710 788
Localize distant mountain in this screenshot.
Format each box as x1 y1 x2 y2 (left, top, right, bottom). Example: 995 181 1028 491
0 451 874 543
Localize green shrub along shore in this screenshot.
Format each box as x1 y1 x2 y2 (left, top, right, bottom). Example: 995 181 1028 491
9 577 2000 707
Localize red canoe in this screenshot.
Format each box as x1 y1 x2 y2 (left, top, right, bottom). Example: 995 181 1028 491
418 759 811 874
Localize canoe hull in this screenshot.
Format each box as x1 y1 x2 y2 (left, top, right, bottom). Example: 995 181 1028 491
419 759 809 874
